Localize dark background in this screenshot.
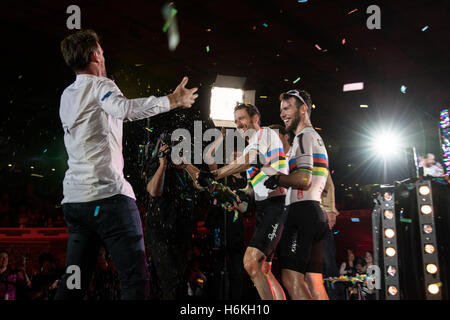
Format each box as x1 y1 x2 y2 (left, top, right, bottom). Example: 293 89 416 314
1 0 449 205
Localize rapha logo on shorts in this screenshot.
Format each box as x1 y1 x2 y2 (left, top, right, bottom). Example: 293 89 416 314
291 240 297 253
291 233 298 253
268 223 279 241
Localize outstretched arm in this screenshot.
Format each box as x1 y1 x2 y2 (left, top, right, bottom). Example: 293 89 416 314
212 151 257 180
98 76 198 121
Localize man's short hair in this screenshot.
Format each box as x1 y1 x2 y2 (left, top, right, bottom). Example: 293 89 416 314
61 29 100 72
0 250 8 255
279 89 313 117
269 124 288 135
234 103 261 125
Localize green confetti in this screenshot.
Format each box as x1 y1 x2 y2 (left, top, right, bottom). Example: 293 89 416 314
206 45 210 53
293 77 301 84
162 8 178 33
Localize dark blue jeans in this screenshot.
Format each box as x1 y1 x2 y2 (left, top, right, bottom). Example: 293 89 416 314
54 194 149 300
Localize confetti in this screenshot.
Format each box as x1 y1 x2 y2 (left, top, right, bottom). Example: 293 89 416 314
43 149 47 153
421 25 429 32
315 44 322 51
400 85 407 93
312 104 316 109
293 77 301 84
343 82 364 92
145 127 153 132
262 23 268 27
347 8 358 15
206 45 210 53
94 206 100 217
298 0 308 3
259 96 268 99
360 104 368 108
162 7 178 33
342 38 346 45
162 4 180 51
135 64 144 67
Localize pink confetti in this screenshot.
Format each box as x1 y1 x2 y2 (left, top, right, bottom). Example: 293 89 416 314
315 44 322 51
347 8 358 15
213 199 217 205
342 38 346 45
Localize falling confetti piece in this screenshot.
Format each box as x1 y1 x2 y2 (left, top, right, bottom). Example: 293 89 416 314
312 104 316 109
145 127 153 132
206 45 210 53
43 149 47 153
298 0 308 3
315 44 322 51
360 104 369 108
400 85 407 93
342 38 346 45
262 23 268 27
293 77 301 84
162 7 178 33
135 64 144 67
162 4 180 51
259 96 268 99
347 8 358 15
422 26 429 32
343 82 364 92
206 28 212 32
94 206 100 217
252 25 256 30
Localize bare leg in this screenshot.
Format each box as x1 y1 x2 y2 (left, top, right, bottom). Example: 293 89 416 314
261 261 286 300
243 247 274 300
305 272 329 300
281 268 314 300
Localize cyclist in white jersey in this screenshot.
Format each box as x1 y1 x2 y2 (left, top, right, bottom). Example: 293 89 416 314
212 104 288 300
264 90 329 300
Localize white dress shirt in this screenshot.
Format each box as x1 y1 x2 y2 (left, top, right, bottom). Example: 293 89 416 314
59 74 170 204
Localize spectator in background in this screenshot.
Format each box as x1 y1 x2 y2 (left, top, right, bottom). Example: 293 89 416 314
361 251 376 300
0 250 31 300
339 249 356 277
421 153 444 177
320 173 345 300
30 253 61 300
354 256 366 275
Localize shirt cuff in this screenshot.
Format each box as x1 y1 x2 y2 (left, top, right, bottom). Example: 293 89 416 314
160 96 171 112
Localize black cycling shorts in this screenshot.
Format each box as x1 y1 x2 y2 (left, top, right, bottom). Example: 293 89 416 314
248 196 287 262
279 200 328 274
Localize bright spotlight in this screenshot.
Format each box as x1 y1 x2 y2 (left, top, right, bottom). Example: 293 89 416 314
384 210 394 220
418 185 431 196
424 244 435 254
370 130 402 159
420 205 432 215
384 228 395 238
385 247 396 257
426 264 438 274
210 87 243 126
427 283 440 295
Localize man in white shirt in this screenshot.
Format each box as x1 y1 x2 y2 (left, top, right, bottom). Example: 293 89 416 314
55 29 198 300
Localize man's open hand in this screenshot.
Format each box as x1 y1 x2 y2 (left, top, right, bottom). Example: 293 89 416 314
168 76 198 109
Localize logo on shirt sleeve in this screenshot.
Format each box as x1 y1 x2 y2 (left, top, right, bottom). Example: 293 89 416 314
101 91 112 101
